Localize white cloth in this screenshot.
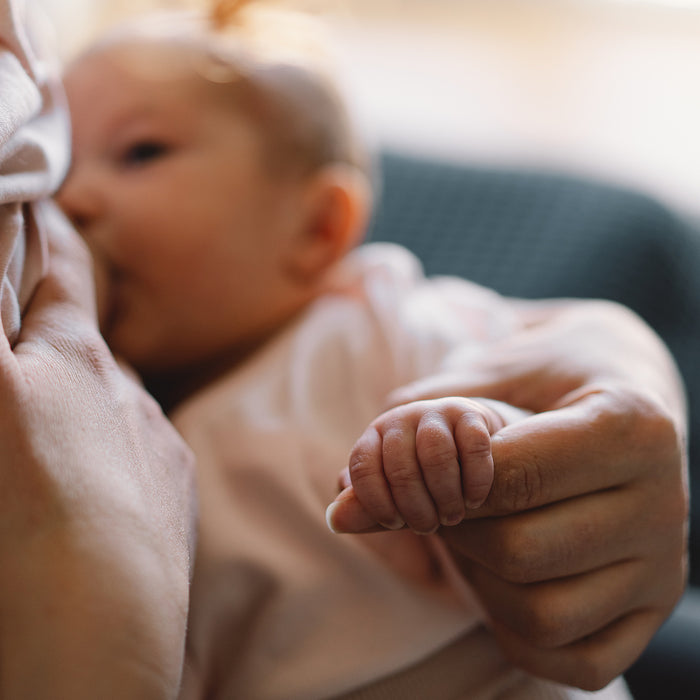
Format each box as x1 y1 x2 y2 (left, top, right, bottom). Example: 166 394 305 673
175 243 631 700
0 0 69 342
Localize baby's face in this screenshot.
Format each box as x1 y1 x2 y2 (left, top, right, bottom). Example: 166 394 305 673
58 39 306 374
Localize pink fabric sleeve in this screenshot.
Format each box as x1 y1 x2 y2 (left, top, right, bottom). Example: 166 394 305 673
0 0 69 344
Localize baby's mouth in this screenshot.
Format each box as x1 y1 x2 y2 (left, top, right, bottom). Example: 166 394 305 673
92 257 121 337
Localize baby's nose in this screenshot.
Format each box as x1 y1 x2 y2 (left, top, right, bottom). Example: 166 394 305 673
54 169 102 233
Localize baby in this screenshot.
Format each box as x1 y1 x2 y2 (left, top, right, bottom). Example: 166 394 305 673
57 3 632 699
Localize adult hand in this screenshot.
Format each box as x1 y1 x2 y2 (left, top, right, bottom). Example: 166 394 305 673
329 301 689 691
0 203 197 699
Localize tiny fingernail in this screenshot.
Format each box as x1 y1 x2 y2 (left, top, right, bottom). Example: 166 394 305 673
379 517 405 531
412 524 439 536
325 502 341 533
441 513 463 527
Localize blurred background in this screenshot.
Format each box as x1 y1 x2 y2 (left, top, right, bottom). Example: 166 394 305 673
37 0 700 216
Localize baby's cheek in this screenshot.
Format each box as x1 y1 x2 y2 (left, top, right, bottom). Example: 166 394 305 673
90 255 111 331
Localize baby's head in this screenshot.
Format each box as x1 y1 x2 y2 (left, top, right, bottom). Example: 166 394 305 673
57 1 371 393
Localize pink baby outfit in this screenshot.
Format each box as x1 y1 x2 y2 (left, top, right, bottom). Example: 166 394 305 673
175 243 631 700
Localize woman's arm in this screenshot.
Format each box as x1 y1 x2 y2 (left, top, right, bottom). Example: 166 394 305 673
389 298 686 421
330 299 689 690
0 3 196 694
0 204 197 698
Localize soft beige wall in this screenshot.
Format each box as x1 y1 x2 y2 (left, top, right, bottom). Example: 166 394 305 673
37 0 700 214
329 0 700 214
37 0 184 55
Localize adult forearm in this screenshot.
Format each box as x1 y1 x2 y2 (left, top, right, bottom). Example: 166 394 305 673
0 209 196 699
505 298 687 421
1 523 189 698
392 298 687 427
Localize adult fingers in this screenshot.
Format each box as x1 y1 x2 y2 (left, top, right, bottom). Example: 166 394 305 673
456 548 682 690
441 469 687 690
440 486 654 583
461 556 668 651
462 385 680 520
16 201 98 348
490 608 668 692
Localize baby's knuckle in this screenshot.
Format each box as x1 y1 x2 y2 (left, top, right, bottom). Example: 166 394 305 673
348 445 378 486
458 429 491 460
418 444 458 474
385 459 418 490
416 420 453 457
380 430 417 484
456 412 491 448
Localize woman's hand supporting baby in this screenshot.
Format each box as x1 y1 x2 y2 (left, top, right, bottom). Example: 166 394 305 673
327 300 689 692
0 205 197 699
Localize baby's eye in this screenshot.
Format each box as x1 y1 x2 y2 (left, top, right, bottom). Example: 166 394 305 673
120 141 169 168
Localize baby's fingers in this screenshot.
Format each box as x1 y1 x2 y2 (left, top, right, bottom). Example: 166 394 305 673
346 426 405 530
381 423 442 534
454 410 495 509
415 413 464 526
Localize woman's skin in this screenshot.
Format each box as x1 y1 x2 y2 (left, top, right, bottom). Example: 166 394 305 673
0 205 197 698
330 300 688 690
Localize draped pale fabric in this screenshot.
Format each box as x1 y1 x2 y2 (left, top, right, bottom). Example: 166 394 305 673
0 0 69 343
176 244 632 700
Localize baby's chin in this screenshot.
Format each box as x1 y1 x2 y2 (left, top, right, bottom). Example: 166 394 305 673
104 321 176 377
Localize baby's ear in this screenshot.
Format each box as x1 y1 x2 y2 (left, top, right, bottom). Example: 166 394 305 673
285 164 372 283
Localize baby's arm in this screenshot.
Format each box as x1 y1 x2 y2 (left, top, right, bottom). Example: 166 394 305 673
328 397 528 535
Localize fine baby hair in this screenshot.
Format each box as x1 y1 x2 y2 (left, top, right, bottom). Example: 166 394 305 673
59 0 375 403
86 0 370 181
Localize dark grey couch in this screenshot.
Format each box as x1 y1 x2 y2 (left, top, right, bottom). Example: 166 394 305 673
369 151 700 699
